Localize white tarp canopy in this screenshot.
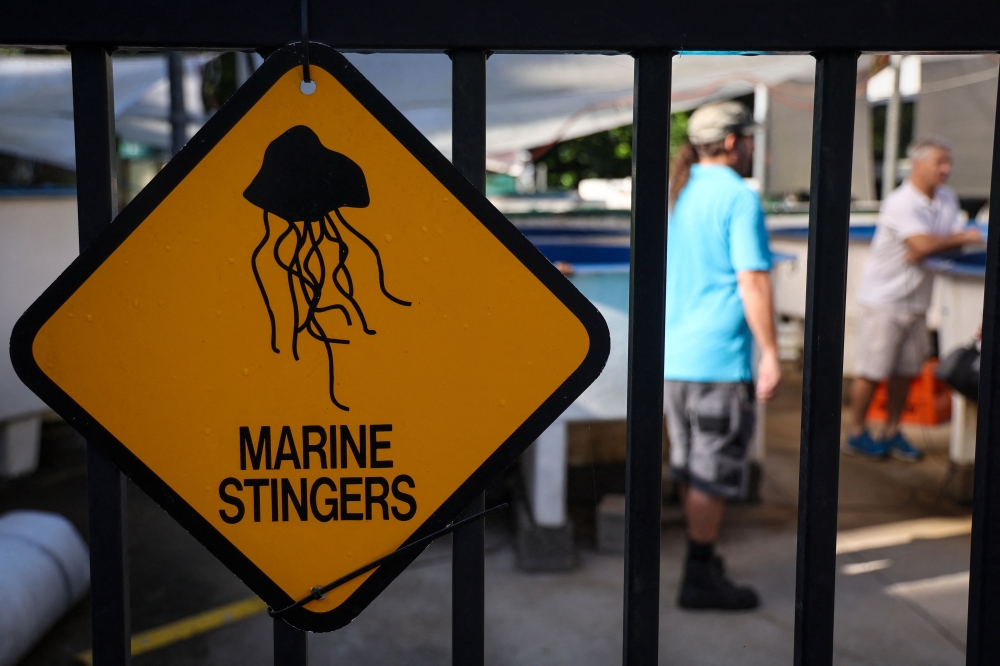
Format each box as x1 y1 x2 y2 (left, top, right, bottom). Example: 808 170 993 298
343 53 819 171
914 55 999 199
0 52 824 172
0 54 207 170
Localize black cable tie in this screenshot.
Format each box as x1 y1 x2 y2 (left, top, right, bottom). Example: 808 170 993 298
300 0 311 83
267 502 507 618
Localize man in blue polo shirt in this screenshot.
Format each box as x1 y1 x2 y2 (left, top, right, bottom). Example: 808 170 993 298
664 101 781 610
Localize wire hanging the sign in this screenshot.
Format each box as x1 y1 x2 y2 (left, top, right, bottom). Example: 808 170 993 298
267 503 507 617
299 0 315 94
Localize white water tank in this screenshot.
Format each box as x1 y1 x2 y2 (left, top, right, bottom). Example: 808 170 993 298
0 510 90 666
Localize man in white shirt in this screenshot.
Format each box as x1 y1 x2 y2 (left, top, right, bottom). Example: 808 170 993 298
848 137 983 460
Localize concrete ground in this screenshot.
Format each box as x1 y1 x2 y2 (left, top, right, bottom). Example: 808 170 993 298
2 367 974 665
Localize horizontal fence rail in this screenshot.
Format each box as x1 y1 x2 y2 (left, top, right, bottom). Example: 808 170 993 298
4 1 1000 51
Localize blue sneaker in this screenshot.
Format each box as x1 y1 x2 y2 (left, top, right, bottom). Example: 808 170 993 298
884 432 924 462
846 431 888 458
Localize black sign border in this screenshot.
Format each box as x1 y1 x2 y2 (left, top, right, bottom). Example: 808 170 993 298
10 44 610 632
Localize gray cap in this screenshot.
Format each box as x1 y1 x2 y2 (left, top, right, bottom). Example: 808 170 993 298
687 101 757 145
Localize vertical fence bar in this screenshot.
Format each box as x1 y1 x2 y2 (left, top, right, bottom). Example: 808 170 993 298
70 46 131 666
167 52 186 156
622 50 671 666
450 49 487 666
792 51 857 666
273 619 307 666
966 64 1000 666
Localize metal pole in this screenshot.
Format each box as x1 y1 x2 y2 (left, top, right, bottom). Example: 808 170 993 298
966 62 1000 666
450 49 487 666
70 46 130 666
752 82 769 195
792 51 857 666
622 50 671 666
167 52 186 156
881 55 902 198
273 619 307 666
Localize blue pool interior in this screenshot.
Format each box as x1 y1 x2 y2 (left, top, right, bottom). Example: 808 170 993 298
521 226 796 314
521 220 988 317
520 227 631 311
770 224 877 242
522 226 631 265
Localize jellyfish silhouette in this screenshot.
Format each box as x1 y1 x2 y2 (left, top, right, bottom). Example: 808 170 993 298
243 125 410 411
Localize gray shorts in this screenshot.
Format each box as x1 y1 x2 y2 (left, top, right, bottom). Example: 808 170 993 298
663 380 755 499
855 306 928 380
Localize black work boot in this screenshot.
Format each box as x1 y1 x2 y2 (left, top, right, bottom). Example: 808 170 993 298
678 555 759 610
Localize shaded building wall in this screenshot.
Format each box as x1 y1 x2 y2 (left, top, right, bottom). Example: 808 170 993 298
915 55 998 201
766 88 876 201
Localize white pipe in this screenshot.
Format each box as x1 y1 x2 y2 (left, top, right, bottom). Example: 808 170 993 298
0 511 90 666
753 83 769 195
882 55 903 198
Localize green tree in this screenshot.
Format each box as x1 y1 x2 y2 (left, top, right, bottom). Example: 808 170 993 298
536 111 691 190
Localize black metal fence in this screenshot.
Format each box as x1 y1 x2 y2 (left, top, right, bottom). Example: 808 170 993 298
5 2 1000 665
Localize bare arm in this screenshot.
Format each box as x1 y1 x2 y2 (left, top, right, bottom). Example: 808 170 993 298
905 227 983 263
737 270 781 401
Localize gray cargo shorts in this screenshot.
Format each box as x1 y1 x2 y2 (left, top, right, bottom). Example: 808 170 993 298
855 305 928 380
663 380 755 499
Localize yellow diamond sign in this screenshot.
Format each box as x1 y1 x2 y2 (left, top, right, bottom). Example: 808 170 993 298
11 45 608 632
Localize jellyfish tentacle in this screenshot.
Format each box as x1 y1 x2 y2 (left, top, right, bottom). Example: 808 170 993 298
305 318 349 345
302 220 326 297
288 223 321 360
307 227 352 326
316 216 353 326
324 214 376 335
274 221 318 298
298 220 326 330
316 303 352 324
320 333 349 412
274 220 307 360
334 209 412 307
295 220 355 332
252 212 280 353
320 214 340 244
332 262 375 335
302 314 350 411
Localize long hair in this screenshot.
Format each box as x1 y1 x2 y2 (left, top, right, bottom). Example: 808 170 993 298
668 139 729 206
669 142 698 206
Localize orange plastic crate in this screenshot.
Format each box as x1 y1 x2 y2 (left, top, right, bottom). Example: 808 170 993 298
865 358 952 426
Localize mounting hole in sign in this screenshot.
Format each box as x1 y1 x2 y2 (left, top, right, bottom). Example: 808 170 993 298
300 80 317 95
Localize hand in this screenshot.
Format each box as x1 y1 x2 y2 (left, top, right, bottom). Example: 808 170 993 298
554 261 575 276
756 350 782 402
963 227 985 244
